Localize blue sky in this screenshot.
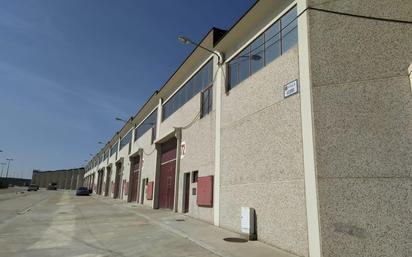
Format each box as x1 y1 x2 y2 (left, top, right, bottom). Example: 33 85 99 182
0 0 255 178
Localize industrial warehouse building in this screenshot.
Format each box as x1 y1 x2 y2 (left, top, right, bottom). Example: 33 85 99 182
32 168 84 190
84 1 412 257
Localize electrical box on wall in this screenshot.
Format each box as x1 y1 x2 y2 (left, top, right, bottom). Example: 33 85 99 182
197 176 213 207
241 207 257 240
146 181 154 200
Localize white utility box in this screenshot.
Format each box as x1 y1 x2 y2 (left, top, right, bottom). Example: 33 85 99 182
241 207 257 240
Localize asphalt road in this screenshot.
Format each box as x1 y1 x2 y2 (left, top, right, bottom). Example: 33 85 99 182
0 188 217 257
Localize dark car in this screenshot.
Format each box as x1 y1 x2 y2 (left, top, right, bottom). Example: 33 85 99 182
76 187 90 196
27 184 39 191
47 182 58 190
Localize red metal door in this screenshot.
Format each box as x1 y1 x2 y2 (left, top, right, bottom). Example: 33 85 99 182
114 170 122 199
130 161 140 202
158 138 177 209
105 169 111 196
159 160 176 209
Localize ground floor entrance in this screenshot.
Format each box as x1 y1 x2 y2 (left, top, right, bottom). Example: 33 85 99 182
158 138 177 209
96 170 104 195
114 163 122 199
129 157 140 202
104 167 111 197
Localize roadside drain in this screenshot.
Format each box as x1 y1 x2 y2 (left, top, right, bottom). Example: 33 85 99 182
223 237 248 243
175 219 185 221
16 208 31 215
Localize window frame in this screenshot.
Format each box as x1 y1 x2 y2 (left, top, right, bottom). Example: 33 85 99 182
162 58 214 121
200 84 213 118
227 5 298 90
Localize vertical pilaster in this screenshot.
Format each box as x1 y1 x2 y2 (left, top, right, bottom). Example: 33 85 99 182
213 56 224 226
173 127 182 213
297 1 322 256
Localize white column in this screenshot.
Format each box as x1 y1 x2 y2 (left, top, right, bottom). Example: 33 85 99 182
156 98 163 138
297 1 322 257
408 63 412 92
213 56 224 226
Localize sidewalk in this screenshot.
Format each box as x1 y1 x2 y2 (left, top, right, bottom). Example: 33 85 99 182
93 195 298 257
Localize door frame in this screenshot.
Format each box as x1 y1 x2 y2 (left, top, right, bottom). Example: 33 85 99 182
104 166 111 197
183 172 190 213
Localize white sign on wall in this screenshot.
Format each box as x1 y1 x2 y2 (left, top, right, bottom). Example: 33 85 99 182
284 79 299 98
181 141 186 159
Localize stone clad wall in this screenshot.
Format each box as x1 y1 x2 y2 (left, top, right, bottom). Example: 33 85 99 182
308 1 412 256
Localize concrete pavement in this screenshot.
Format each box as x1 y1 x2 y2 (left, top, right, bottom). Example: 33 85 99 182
94 195 298 257
0 189 216 257
0 189 298 257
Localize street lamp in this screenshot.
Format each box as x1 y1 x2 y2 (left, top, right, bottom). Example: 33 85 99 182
178 36 224 65
5 158 13 179
115 117 133 124
115 117 126 123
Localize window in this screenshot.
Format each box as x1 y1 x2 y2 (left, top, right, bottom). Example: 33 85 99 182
110 142 118 157
104 150 109 161
163 59 213 120
281 6 298 53
228 6 298 90
151 127 156 144
192 170 198 183
265 21 281 65
120 130 132 150
201 86 213 118
250 34 264 75
135 109 157 142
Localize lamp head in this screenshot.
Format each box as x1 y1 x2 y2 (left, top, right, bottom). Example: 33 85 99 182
250 54 262 61
178 36 191 45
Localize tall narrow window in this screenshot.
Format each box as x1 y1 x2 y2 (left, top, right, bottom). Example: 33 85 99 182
250 34 264 75
281 6 298 53
265 21 281 65
201 86 213 118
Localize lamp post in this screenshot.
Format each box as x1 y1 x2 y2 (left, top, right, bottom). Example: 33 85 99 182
115 117 127 123
178 36 224 65
115 117 133 124
0 163 6 177
5 158 13 179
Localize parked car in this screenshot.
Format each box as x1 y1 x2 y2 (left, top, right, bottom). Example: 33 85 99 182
47 182 58 190
27 184 39 191
76 187 90 196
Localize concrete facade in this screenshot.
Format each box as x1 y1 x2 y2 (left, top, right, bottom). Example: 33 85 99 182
83 1 412 257
307 1 412 257
32 168 84 190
